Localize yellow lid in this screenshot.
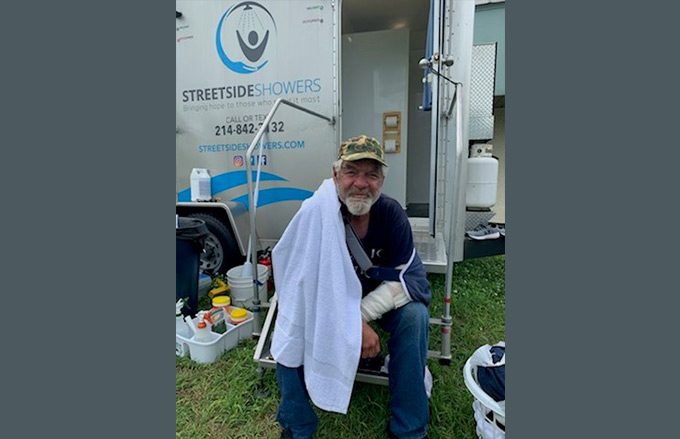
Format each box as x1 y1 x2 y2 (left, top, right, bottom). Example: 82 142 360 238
230 308 247 319
212 296 231 307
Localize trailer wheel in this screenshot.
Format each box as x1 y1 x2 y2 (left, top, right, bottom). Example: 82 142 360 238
187 212 243 275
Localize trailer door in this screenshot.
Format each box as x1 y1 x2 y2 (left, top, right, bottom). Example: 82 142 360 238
425 0 474 263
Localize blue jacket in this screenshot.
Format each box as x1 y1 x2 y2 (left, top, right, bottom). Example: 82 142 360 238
343 194 432 306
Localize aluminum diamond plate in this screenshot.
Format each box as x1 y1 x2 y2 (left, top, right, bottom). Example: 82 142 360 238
465 210 497 231
470 43 497 140
470 116 495 141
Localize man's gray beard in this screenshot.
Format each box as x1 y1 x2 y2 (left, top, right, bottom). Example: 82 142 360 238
335 180 380 216
345 193 379 216
345 197 371 216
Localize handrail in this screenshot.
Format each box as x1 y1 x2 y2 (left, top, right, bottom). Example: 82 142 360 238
445 81 459 119
244 98 335 332
445 82 464 303
442 82 463 360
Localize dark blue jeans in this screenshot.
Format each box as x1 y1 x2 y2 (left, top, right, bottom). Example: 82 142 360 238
276 301 430 439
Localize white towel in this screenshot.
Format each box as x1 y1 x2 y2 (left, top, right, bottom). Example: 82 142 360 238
270 178 362 414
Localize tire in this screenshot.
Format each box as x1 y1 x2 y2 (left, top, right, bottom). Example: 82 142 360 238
187 212 244 275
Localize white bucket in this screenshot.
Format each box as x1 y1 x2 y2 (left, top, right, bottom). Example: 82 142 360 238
227 263 269 307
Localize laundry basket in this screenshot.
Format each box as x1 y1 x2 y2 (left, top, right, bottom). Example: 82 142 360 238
463 355 506 439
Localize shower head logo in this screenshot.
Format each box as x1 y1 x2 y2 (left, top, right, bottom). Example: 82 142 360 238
216 1 277 74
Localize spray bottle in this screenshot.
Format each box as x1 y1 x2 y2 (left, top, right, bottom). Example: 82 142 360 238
193 320 213 343
176 299 191 338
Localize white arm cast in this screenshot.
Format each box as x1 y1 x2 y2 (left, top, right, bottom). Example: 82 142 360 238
360 281 411 322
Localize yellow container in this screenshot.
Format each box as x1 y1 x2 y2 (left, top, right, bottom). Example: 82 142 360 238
212 296 231 307
230 307 248 325
211 295 231 333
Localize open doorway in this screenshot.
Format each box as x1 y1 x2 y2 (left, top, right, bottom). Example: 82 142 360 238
341 0 431 215
341 0 505 225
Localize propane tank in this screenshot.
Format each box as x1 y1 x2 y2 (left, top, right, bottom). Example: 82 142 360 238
466 144 499 209
190 168 212 201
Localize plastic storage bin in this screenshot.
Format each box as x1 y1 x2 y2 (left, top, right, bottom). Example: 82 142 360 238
176 311 254 364
463 356 506 438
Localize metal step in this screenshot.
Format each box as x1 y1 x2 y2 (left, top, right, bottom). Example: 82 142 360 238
254 297 392 385
254 296 452 391
409 218 447 274
257 350 391 385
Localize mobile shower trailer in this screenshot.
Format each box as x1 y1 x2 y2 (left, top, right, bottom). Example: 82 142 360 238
176 0 499 367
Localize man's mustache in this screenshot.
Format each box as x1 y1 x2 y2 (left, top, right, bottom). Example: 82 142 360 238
347 190 373 198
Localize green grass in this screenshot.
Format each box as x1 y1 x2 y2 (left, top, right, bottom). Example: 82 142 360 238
177 255 505 438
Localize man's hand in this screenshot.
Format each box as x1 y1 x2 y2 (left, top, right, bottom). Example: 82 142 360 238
361 320 381 358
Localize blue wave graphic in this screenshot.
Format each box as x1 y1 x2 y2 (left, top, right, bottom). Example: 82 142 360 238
231 187 313 209
177 170 286 202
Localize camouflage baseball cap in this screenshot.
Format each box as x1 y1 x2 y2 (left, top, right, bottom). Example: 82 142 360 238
338 135 388 167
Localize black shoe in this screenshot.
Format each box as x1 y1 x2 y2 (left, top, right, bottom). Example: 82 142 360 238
357 353 387 375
